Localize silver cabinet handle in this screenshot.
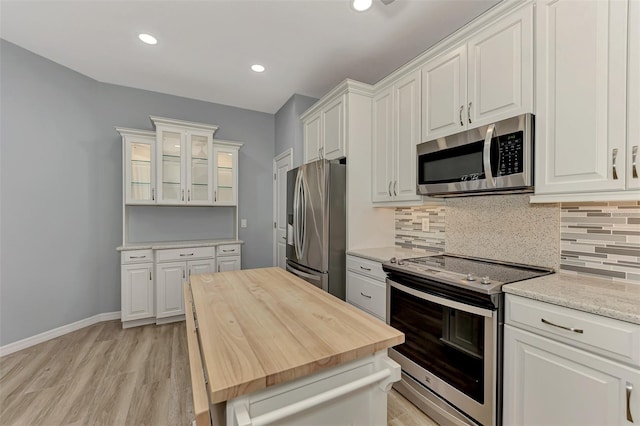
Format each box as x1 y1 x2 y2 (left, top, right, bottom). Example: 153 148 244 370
541 318 584 334
321 147 324 158
459 105 464 126
214 190 217 202
181 189 185 201
388 181 392 197
632 146 638 179
627 383 634 422
394 181 398 196
183 268 185 279
612 148 619 180
360 292 372 299
151 188 155 201
360 266 371 271
149 271 152 280
468 101 472 124
188 189 191 201
180 253 194 257
129 255 146 259
222 249 233 252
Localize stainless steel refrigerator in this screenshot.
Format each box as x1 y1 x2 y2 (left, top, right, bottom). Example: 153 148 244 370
285 159 346 300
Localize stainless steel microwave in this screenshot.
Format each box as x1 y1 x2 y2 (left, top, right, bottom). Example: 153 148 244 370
417 113 534 197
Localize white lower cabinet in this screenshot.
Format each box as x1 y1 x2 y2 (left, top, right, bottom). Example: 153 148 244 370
155 258 215 319
216 243 242 272
504 294 640 425
121 262 154 322
346 255 387 321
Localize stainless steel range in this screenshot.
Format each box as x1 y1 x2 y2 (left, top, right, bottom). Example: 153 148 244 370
383 254 553 426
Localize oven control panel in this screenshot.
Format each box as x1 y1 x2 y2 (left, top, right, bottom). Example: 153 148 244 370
497 131 524 177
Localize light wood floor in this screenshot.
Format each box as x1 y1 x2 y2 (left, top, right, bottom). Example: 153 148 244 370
0 320 437 425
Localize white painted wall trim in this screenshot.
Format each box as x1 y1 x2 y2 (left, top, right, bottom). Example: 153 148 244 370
0 311 121 357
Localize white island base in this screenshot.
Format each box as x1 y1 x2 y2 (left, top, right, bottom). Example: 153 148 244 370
210 351 400 426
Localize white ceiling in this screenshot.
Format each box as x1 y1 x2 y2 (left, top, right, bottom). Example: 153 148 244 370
0 0 501 114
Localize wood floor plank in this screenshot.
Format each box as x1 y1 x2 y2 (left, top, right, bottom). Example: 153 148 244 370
0 319 436 426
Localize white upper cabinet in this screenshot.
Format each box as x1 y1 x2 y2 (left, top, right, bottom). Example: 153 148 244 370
153 117 217 205
303 94 346 163
533 0 639 201
213 144 240 206
372 70 423 204
118 128 157 205
421 4 533 142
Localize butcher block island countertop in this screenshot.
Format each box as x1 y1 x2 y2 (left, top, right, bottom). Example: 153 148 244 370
186 267 404 425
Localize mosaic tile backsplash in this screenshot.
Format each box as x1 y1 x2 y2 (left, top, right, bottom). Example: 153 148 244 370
560 202 640 283
395 206 445 252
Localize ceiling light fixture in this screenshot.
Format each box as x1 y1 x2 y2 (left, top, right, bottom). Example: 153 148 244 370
138 33 158 45
352 0 372 12
251 64 265 73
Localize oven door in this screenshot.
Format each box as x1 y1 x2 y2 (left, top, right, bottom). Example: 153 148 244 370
387 278 497 426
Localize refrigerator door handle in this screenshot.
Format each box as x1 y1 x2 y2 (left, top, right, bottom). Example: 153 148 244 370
300 173 306 259
292 170 301 260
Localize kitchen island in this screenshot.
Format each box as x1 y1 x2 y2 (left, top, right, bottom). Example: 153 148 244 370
184 267 404 426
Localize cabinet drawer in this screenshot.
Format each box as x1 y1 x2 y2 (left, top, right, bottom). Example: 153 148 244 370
156 246 215 263
347 271 386 321
506 294 640 366
121 249 154 264
217 244 241 256
346 256 386 281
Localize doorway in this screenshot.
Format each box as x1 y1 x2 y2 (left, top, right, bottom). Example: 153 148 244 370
273 149 292 268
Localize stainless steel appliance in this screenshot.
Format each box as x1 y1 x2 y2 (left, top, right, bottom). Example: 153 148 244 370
417 113 534 197
286 159 346 300
383 254 553 426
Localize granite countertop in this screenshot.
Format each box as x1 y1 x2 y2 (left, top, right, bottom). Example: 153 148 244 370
504 273 640 325
190 268 404 403
346 246 440 263
117 239 243 251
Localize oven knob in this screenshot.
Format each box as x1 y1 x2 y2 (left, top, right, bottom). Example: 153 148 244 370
398 260 405 266
390 257 397 264
481 276 491 285
466 274 476 281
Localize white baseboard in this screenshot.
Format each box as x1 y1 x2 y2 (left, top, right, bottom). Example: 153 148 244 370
0 311 121 357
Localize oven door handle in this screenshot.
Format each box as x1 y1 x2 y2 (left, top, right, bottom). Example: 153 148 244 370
483 124 496 189
388 279 495 318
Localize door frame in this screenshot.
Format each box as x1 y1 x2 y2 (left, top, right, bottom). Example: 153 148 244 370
273 148 293 267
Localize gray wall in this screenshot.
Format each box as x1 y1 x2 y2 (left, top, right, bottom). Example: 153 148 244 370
0 40 275 345
274 94 317 167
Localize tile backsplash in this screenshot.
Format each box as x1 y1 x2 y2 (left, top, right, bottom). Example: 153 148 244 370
395 197 640 285
560 202 640 283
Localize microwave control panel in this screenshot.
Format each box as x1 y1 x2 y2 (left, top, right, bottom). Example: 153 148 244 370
497 131 524 176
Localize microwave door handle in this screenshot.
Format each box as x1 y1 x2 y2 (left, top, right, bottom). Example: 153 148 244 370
483 124 496 188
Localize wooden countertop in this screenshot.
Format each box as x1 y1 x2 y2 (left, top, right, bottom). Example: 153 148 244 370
189 267 404 404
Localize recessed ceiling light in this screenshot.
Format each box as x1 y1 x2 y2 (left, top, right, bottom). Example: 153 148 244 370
138 33 158 45
352 0 372 12
251 64 265 73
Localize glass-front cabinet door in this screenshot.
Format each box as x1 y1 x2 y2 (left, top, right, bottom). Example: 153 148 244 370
121 130 156 205
157 127 184 204
213 146 238 205
187 131 212 204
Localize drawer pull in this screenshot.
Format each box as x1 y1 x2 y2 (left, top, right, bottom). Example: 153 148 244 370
541 318 584 334
359 266 372 271
129 255 146 259
180 253 195 257
360 292 372 299
222 249 234 253
627 383 634 423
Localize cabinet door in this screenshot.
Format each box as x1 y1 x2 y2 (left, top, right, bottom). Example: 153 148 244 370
157 127 185 204
213 146 238 205
504 325 640 426
217 256 241 272
187 259 216 279
322 94 346 160
155 261 186 318
628 0 640 191
303 111 322 164
121 263 154 321
467 5 533 127
535 0 628 194
394 70 422 201
124 137 156 205
186 130 212 205
421 45 467 141
371 87 394 202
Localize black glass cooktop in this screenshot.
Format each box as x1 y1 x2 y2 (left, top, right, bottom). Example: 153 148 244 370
405 254 552 284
